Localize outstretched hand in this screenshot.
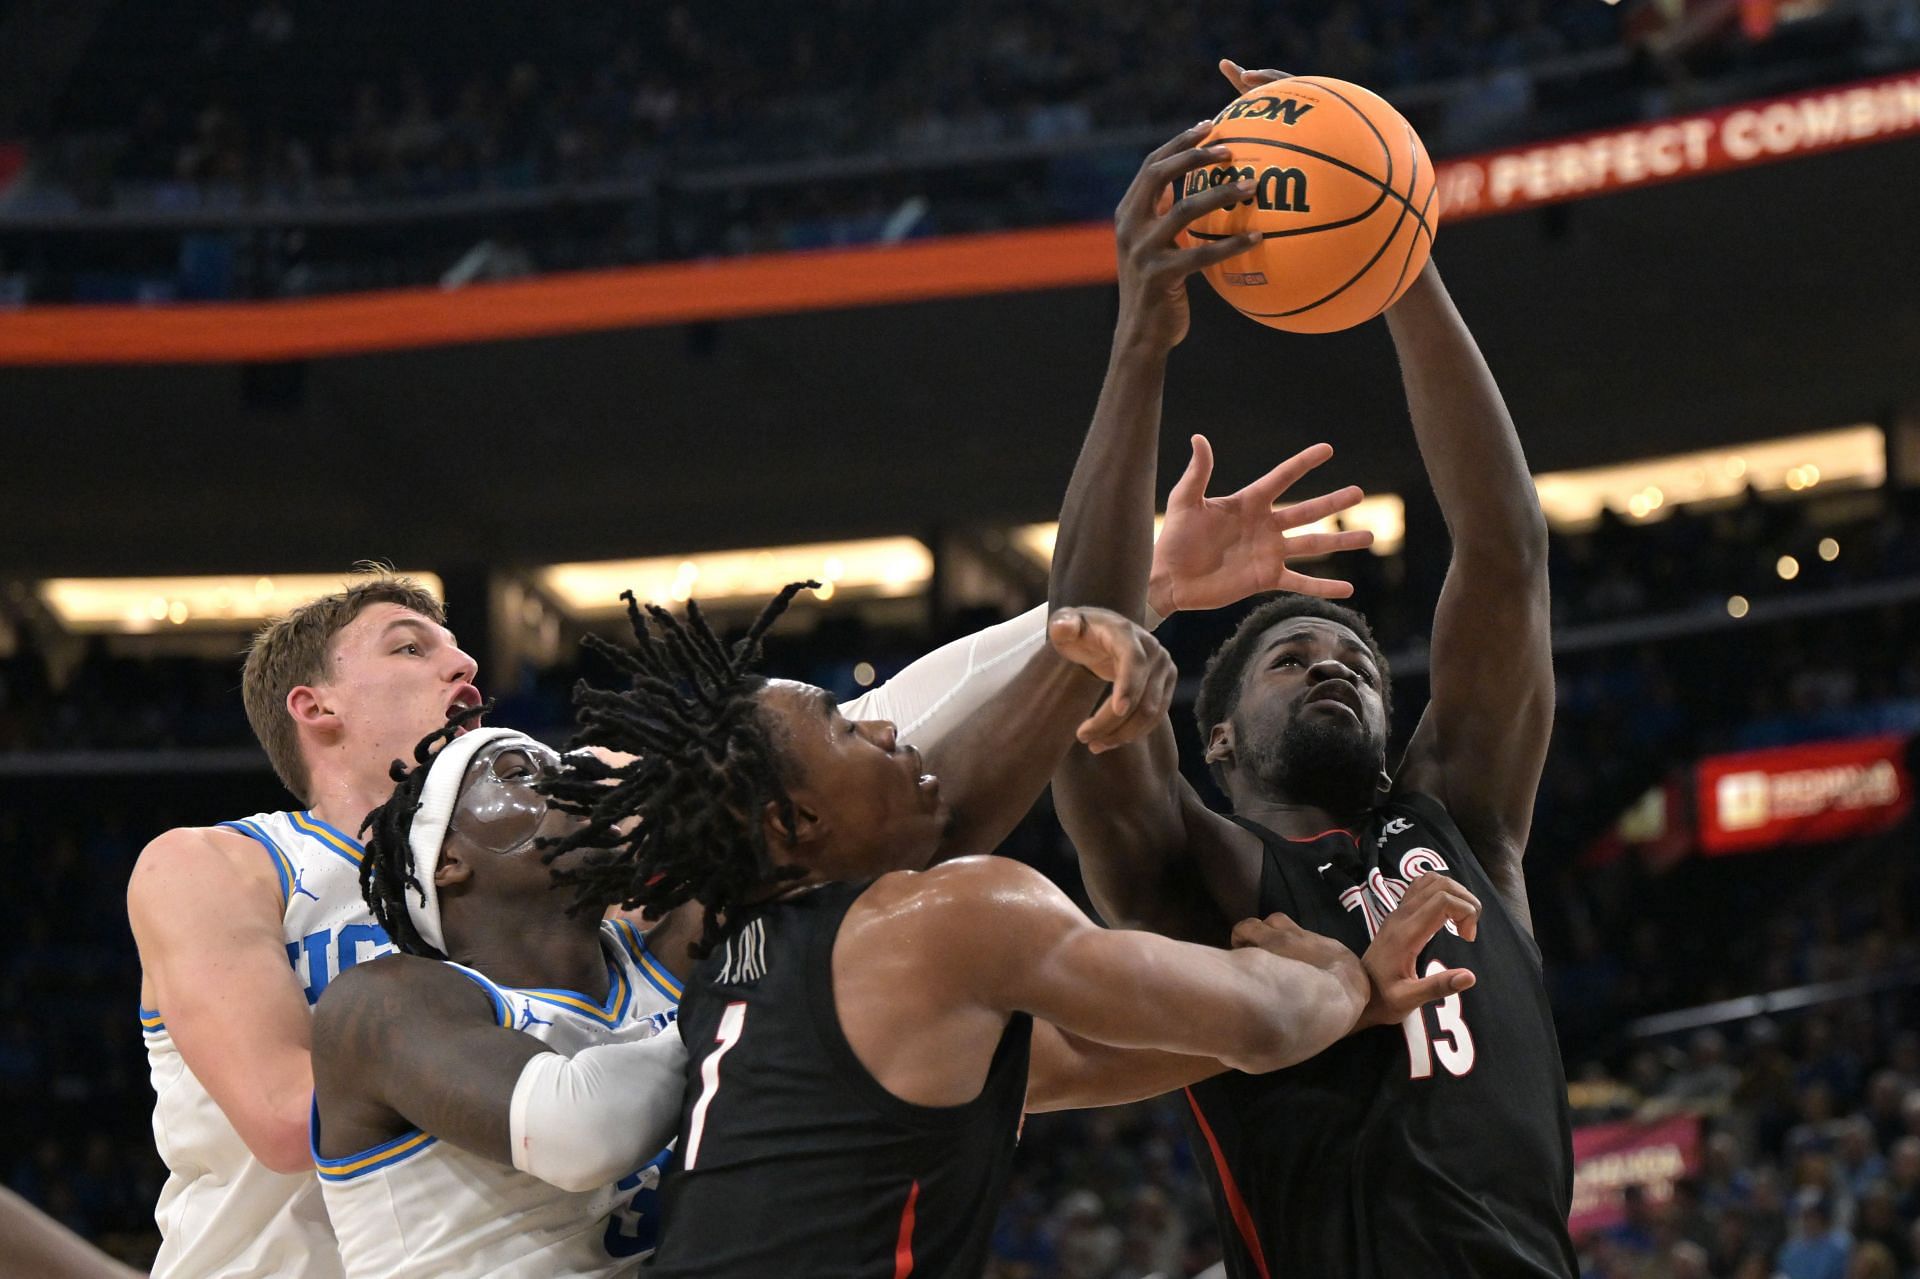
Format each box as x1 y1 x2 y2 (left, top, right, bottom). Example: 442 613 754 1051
1148 436 1374 617
1046 608 1178 755
1356 872 1479 1030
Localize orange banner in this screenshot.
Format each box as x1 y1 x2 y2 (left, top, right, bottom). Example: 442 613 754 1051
0 224 1118 366
3 71 1918 365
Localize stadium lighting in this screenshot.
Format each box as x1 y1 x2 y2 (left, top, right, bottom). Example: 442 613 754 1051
1726 595 1750 618
1776 556 1800 580
39 572 445 634
537 538 932 616
1818 538 1840 561
1532 426 1882 530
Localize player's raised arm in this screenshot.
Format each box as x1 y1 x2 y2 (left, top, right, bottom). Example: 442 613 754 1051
905 123 1258 857
311 957 686 1194
127 826 318 1173
1384 264 1552 932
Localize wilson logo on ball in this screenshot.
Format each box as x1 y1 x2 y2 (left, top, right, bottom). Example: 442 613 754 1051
1181 163 1311 213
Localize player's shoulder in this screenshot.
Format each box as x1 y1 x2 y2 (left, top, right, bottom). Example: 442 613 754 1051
862 855 1058 911
314 955 497 1047
847 858 1074 956
128 823 282 913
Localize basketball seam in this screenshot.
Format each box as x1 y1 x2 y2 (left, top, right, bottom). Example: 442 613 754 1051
1189 137 1432 242
1239 133 1421 320
1306 76 1396 202
1379 126 1439 320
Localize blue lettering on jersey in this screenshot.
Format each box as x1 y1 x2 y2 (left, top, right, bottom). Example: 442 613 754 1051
604 1148 673 1258
285 925 396 1004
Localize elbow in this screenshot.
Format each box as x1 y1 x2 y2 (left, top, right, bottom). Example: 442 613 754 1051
541 1161 621 1196
247 1113 316 1176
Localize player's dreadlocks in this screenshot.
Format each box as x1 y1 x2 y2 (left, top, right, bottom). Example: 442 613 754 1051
536 582 816 957
357 701 493 960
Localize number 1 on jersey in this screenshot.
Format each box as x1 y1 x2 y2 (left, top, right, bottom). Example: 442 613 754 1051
683 1001 748 1170
1403 960 1475 1079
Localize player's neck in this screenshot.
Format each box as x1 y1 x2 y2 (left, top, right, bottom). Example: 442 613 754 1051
1229 789 1364 839
301 763 400 841
446 908 608 998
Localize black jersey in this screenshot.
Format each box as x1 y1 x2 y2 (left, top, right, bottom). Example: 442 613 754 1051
1185 791 1576 1279
647 879 1033 1278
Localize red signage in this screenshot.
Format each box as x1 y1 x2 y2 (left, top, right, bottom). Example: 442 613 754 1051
0 142 24 199
1571 1116 1703 1239
1697 735 1911 855
1436 70 1920 222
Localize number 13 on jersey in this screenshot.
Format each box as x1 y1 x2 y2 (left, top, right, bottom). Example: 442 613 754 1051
1403 959 1475 1079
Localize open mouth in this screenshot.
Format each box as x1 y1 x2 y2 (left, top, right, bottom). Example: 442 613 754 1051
446 686 486 732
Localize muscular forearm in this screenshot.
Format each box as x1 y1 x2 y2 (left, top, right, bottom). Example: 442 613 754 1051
1385 264 1546 562
1226 948 1370 1074
1026 1026 1225 1113
1048 330 1169 619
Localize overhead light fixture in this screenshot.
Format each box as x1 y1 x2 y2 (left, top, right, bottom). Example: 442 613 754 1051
1532 425 1882 530
39 572 445 634
538 538 933 616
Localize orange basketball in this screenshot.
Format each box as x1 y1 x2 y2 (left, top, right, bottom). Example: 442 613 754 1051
1179 76 1438 333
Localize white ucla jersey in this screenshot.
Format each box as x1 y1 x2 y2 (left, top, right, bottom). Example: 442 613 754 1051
141 809 395 1279
316 919 682 1279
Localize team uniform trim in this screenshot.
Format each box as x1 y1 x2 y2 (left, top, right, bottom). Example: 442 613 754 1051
311 1101 438 1182
289 810 366 867
137 1005 166 1034
217 819 297 904
614 919 683 1002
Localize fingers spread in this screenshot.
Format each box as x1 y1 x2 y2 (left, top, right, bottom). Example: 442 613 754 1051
1274 570 1357 599
1279 529 1376 561
1243 442 1335 508
1167 434 1216 508
1120 124 1216 222
1272 483 1365 529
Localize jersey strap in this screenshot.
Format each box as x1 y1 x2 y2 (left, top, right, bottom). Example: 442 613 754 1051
216 818 296 909
310 1100 438 1182
287 810 367 869
610 918 683 1003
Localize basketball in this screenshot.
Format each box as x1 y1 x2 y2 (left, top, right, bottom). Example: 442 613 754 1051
1179 75 1439 333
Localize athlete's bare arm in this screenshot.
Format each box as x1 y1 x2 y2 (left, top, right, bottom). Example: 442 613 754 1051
312 957 687 1192
310 957 542 1163
0 1185 144 1279
1381 264 1552 933
127 826 317 1173
909 126 1259 858
835 858 1479 1110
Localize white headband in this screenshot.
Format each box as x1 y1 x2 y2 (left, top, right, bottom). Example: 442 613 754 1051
403 726 539 955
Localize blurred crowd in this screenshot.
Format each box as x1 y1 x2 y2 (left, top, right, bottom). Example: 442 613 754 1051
6 0 1917 298
19 0 1623 207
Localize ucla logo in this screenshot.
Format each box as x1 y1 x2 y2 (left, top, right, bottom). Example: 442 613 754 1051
286 924 395 1004
1181 163 1311 214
